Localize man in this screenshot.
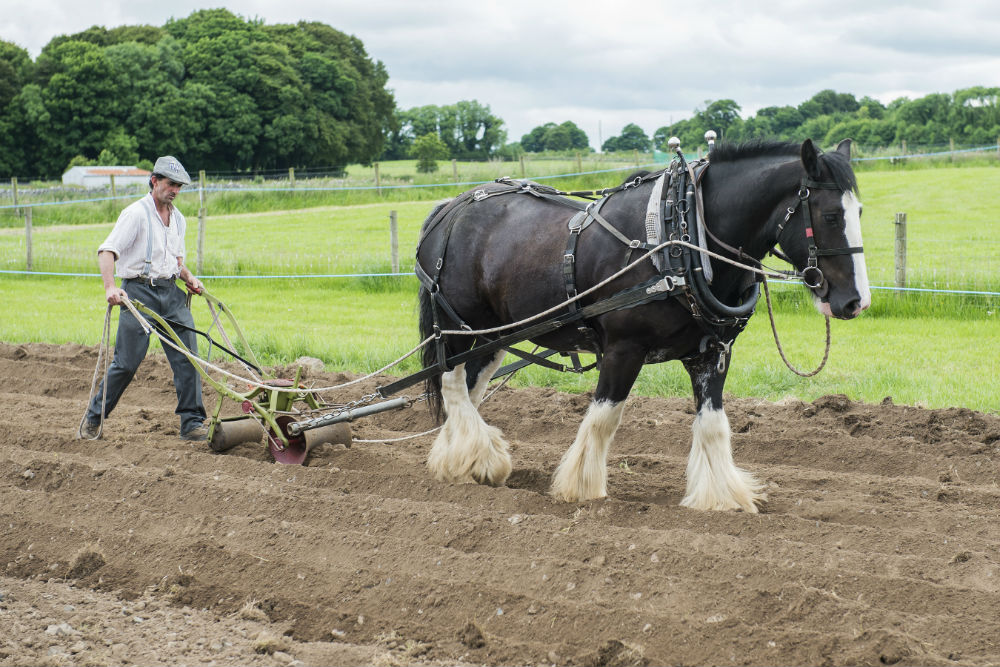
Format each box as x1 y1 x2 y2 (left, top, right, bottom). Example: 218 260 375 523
79 156 208 441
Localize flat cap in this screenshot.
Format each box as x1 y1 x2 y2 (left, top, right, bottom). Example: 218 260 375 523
152 156 191 185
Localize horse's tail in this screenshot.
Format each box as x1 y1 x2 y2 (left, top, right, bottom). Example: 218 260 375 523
417 201 450 422
418 282 444 422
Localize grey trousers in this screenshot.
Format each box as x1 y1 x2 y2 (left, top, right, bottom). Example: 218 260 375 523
87 278 206 434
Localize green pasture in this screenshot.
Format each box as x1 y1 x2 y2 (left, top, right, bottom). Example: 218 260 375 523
857 167 1000 291
0 274 996 413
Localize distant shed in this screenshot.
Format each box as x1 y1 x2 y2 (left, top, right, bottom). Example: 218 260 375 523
62 166 151 188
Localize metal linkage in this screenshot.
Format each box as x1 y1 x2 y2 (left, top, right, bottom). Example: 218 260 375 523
286 396 412 436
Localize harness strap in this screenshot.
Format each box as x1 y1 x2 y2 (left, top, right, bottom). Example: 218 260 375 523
563 211 603 358
501 345 597 374
415 262 469 331
815 246 864 256
586 199 635 247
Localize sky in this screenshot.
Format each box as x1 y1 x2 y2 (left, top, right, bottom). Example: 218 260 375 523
2 0 1000 150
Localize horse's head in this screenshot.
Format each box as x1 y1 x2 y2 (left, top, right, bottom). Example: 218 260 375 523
777 139 871 320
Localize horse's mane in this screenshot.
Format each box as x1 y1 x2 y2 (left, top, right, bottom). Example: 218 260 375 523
710 139 858 194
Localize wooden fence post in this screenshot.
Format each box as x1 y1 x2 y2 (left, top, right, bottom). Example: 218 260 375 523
894 212 907 291
519 154 525 179
575 152 582 173
389 210 399 274
197 170 206 275
289 167 295 188
11 177 19 220
108 173 116 220
25 207 32 271
374 162 381 196
451 159 458 181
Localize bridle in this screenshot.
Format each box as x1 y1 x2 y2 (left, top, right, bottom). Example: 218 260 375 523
774 177 864 297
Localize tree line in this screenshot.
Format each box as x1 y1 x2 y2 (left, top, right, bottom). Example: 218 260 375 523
0 9 395 178
1 8 998 179
595 88 1000 155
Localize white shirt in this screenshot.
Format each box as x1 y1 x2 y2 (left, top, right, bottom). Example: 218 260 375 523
98 193 187 280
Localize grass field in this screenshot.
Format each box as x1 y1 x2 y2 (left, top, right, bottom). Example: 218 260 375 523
0 275 996 412
1 162 997 413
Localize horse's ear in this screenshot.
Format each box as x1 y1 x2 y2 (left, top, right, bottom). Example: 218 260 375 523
835 138 853 159
800 139 822 180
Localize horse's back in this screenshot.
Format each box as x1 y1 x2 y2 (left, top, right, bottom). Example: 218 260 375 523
418 191 581 326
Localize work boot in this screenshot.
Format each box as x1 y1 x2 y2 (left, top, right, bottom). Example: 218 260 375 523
79 420 101 439
180 422 209 441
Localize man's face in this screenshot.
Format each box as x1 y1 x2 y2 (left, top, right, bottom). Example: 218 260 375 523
151 175 183 206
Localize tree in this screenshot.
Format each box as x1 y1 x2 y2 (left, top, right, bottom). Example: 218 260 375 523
31 39 122 175
697 99 743 139
446 100 506 159
97 127 140 165
798 89 859 120
386 101 507 161
0 41 32 109
411 132 449 173
521 120 590 152
520 123 552 152
0 41 35 175
267 20 395 167
602 123 651 152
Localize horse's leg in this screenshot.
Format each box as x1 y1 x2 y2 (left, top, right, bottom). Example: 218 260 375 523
550 343 644 502
426 351 512 487
681 349 766 512
466 349 507 407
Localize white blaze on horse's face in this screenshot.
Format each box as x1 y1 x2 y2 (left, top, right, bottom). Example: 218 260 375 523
811 190 871 319
842 191 871 313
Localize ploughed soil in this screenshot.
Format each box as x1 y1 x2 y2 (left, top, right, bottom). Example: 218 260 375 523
2 342 999 666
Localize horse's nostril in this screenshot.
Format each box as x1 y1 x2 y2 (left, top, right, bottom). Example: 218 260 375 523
842 299 861 318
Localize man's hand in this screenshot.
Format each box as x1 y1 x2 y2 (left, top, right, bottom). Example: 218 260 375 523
106 285 128 306
184 276 204 295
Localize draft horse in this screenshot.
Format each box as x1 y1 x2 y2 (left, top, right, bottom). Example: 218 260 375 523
413 139 870 512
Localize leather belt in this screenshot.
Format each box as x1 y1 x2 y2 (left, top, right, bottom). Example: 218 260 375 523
125 276 176 287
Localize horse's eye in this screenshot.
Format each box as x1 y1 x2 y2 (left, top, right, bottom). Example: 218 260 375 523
822 213 840 224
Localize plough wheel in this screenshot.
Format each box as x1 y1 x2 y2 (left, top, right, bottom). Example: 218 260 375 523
268 416 352 465
210 419 262 453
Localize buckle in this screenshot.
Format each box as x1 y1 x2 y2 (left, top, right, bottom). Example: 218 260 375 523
645 275 685 295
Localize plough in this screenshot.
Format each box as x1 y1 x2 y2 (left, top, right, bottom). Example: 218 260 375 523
121 289 416 464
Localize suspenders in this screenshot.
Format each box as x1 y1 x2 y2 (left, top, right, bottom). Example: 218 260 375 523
138 196 177 283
